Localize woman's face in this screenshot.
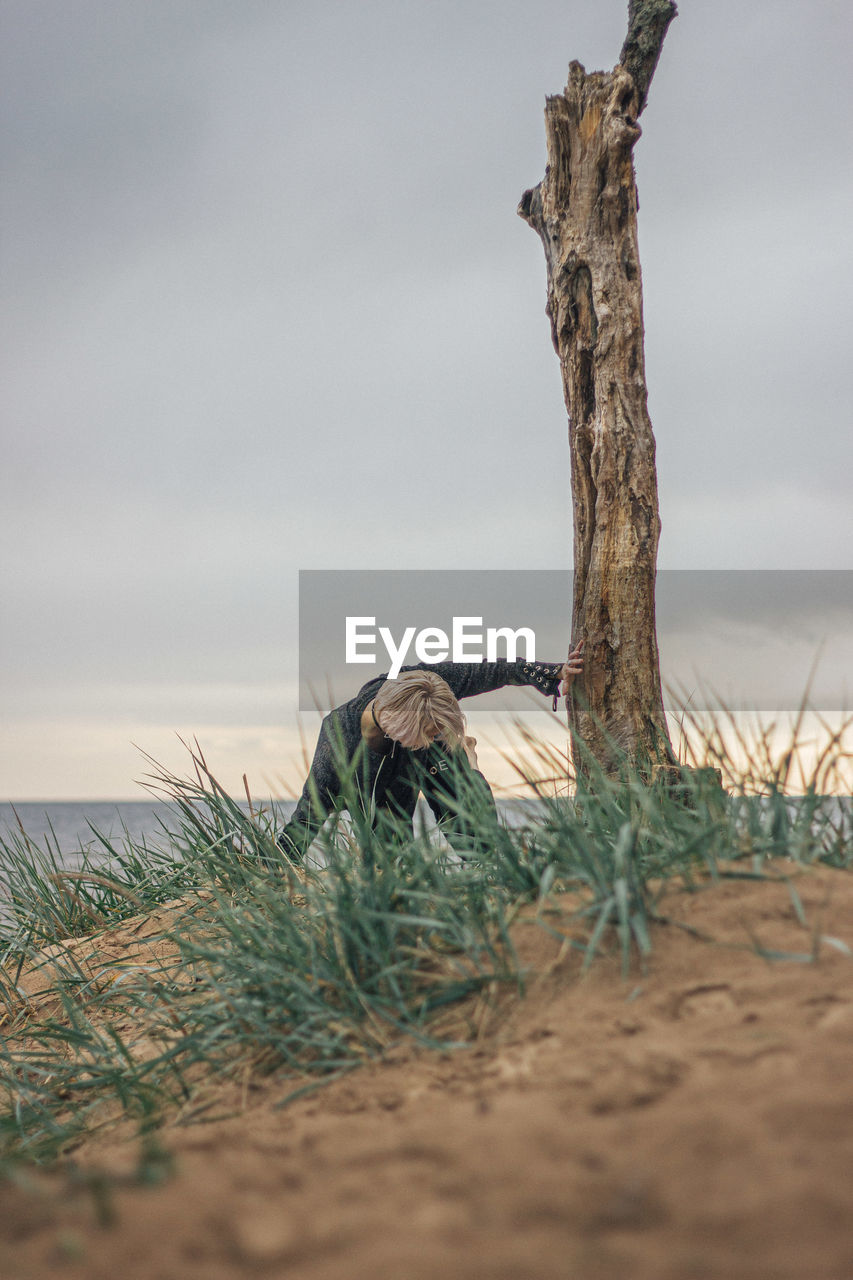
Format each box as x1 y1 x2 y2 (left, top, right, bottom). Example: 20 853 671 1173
392 724 441 750
375 709 440 751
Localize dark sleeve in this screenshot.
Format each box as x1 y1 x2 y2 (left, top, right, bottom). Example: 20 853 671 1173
277 717 343 860
398 658 564 702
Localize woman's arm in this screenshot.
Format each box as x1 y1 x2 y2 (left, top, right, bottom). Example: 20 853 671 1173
276 718 344 861
400 640 583 703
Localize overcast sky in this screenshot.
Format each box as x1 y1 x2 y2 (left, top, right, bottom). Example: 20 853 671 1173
1 0 851 799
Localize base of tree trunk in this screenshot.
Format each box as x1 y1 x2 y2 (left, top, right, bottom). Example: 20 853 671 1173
651 763 727 811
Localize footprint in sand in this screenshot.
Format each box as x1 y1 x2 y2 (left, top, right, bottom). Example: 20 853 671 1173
671 984 737 1020
816 1002 853 1032
801 996 853 1032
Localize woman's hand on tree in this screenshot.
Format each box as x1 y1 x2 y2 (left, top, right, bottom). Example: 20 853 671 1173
559 640 584 696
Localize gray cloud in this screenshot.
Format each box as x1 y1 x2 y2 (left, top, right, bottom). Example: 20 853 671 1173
1 0 851 795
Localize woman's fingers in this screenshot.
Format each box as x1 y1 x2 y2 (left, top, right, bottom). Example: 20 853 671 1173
560 641 584 694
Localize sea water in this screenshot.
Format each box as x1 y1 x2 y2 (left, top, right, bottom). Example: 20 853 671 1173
1 801 186 857
0 795 552 865
0 800 294 861
2 795 849 877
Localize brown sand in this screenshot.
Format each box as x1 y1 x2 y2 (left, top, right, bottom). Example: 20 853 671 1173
2 866 852 1280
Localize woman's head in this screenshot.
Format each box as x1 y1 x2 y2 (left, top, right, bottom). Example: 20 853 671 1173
372 670 466 750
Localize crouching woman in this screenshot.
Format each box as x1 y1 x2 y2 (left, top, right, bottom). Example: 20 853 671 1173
277 646 583 863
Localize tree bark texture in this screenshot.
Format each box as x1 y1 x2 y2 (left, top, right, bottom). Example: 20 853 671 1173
519 0 677 775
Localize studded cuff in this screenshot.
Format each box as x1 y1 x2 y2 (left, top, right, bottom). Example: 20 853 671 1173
520 660 563 701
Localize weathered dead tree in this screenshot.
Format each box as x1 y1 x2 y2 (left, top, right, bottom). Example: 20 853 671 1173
519 0 678 776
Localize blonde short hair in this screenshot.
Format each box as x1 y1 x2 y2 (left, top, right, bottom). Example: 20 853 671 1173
373 670 465 750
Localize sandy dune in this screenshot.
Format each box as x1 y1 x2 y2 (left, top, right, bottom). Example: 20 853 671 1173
3 866 853 1280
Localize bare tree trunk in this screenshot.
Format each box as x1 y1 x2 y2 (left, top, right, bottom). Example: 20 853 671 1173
519 0 678 776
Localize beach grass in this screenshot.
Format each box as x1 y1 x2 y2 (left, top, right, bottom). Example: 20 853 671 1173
1 709 851 1173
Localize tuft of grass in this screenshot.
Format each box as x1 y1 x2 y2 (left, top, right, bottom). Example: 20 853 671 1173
0 807 200 952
